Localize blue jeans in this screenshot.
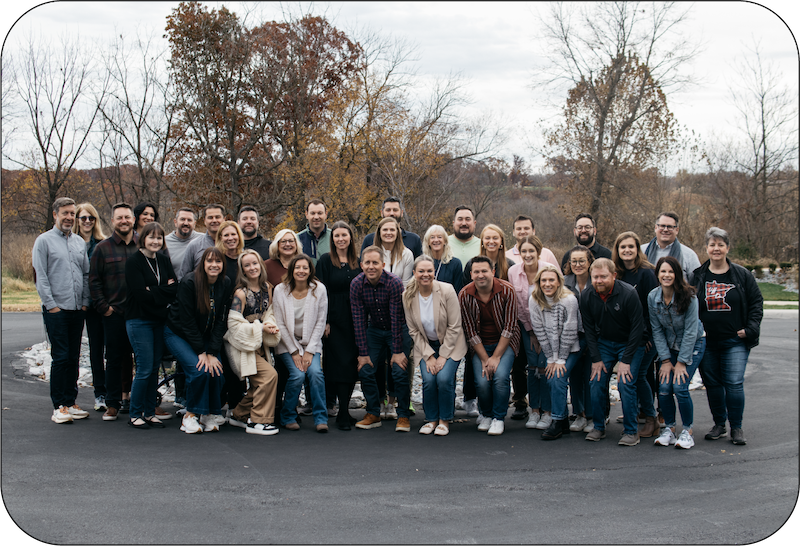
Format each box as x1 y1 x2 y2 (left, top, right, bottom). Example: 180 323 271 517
590 339 650 435
521 329 550 412
568 335 591 418
699 337 749 429
277 352 327 426
126 319 164 419
359 326 412 418
548 351 581 421
163 325 224 416
471 343 516 421
42 308 84 408
659 337 705 430
418 340 459 422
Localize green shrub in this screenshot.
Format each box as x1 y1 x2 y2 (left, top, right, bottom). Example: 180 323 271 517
769 263 778 272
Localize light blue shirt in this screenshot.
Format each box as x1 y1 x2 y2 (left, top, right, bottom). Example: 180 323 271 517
32 227 90 310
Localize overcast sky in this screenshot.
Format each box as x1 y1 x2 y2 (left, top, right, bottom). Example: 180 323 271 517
2 0 798 171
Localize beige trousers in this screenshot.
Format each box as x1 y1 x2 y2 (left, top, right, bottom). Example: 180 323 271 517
233 349 278 424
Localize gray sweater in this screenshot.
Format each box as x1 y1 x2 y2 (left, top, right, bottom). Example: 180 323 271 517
529 293 581 364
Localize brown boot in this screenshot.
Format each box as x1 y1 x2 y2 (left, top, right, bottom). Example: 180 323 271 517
638 415 658 438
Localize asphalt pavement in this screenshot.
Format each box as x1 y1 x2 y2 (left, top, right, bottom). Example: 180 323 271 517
2 312 798 544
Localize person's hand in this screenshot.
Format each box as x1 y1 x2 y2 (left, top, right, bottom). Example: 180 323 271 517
103 307 114 317
645 341 653 352
436 355 447 374
197 353 223 376
301 352 313 371
484 354 501 379
426 355 439 375
590 361 607 382
81 306 87 312
167 278 176 285
292 352 304 371
659 361 674 384
391 352 408 371
545 361 566 379
617 362 633 384
324 324 331 337
673 362 689 385
263 322 279 334
48 307 61 313
737 329 746 339
357 356 373 372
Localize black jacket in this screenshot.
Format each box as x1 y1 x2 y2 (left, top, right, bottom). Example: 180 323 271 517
166 272 232 356
580 280 643 364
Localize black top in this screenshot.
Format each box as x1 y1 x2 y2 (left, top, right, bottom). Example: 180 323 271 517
244 235 271 262
124 251 178 322
224 255 239 287
166 272 233 356
561 241 612 271
360 229 423 259
580 280 644 364
618 267 658 343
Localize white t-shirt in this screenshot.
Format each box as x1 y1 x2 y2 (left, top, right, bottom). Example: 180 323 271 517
418 293 438 342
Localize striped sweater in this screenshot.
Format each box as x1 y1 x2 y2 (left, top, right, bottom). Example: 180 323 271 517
529 294 581 364
459 278 520 356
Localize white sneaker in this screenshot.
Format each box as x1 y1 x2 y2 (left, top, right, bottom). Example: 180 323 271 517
536 413 552 430
246 419 279 436
655 427 677 446
297 403 313 416
199 414 221 432
67 404 89 420
180 413 203 434
477 414 492 432
384 403 397 420
570 416 588 432
227 411 248 429
463 398 479 417
525 412 541 429
328 405 339 418
675 429 694 449
52 406 73 424
583 421 595 433
94 396 107 411
487 419 505 436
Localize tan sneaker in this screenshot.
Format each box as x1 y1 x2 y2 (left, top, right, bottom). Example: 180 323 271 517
356 413 382 429
618 433 640 446
396 417 411 432
67 404 89 420
52 406 73 424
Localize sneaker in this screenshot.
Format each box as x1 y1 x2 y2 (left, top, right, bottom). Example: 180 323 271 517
327 405 339 418
409 402 415 416
154 407 172 420
199 414 223 432
585 428 606 441
535 413 552 430
583 421 595 433
570 416 588 432
525 411 540 429
173 396 186 409
297 403 313 416
396 417 411 432
477 414 492 432
119 399 130 414
384 403 397 420
51 406 73 424
228 413 248 430
67 404 89 420
283 421 300 431
731 428 746 445
102 407 119 421
356 413 382 429
705 424 727 440
654 427 677 446
463 398 479 417
619 433 640 446
94 396 107 411
180 413 203 434
246 420 279 436
511 406 528 420
676 429 695 449
487 419 505 436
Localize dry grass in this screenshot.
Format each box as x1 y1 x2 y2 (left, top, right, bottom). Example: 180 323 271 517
2 233 37 281
1 275 41 311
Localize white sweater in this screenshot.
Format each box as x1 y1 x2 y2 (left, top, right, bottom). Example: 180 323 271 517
529 293 581 364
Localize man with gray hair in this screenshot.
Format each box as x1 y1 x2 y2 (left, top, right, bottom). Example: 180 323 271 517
32 197 91 424
641 212 701 283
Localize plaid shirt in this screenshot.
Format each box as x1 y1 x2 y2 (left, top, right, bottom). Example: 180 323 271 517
459 278 520 356
350 270 405 356
89 231 139 316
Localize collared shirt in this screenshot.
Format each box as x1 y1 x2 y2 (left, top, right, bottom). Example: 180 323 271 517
298 225 331 265
505 245 560 268
459 277 520 356
641 240 701 284
32 227 90 310
89 231 139 316
350 270 405 356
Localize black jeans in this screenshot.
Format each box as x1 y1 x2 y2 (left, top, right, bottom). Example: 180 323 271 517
42 308 84 408
84 306 106 398
102 312 132 410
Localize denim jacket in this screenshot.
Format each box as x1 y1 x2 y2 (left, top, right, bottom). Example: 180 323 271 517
647 287 705 365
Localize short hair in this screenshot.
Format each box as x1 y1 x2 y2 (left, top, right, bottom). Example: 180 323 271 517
238 205 258 219
704 226 730 247
269 229 301 260
133 202 159 227
112 202 133 214
203 204 226 218
574 213 595 227
453 205 474 219
175 207 196 220
306 198 326 211
612 231 653 272
361 245 385 263
382 196 401 208
513 215 534 230
137 222 166 250
655 211 680 226
470 255 493 268
52 197 75 214
215 220 245 256
590 257 616 275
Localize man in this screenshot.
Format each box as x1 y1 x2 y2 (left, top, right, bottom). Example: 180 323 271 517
505 215 560 268
641 211 701 284
176 204 225 279
459 256 520 436
360 197 423 258
448 205 481 269
238 205 271 261
32 197 91 424
560 213 612 271
165 207 203 280
580 258 653 446
350 246 412 432
297 199 331 265
89 203 138 422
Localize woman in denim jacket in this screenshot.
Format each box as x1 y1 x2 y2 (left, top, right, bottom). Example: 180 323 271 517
647 256 705 449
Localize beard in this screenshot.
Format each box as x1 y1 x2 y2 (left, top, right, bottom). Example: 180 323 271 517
454 229 473 241
241 226 257 238
577 233 593 245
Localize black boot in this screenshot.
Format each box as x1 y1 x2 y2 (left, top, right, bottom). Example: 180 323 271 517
561 418 571 435
541 419 563 440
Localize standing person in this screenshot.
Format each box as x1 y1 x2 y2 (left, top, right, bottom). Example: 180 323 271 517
297 199 331 265
612 231 659 438
33 197 91 424
177 204 226 280
264 229 302 287
529 264 582 440
72 202 108 412
462 224 515 287
693 227 763 446
374 217 414 285
360 196 423 258
216 220 245 285
273 255 329 432
165 208 203 281
505 215 560 268
238 206 272 261
580 258 646 446
641 212 701 284
133 202 158 233
404 256 468 436
89 202 138 422
224 250 281 436
459 256 521 436
164 247 233 434
561 213 612 271
350 246 412 432
316 221 362 431
124 222 178 429
507 236 551 430
422 224 463 295
649 256 706 449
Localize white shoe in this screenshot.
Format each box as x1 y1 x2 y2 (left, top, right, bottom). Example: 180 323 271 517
328 405 339 418
536 413 552 430
477 414 492 432
246 419 279 436
570 416 588 432
463 398 479 417
199 414 221 432
180 413 203 434
94 396 107 411
525 412 541 429
487 419 505 436
67 404 89 420
419 422 436 435
384 403 397 420
227 412 248 430
675 429 694 449
655 427 677 446
52 406 73 424
583 421 595 433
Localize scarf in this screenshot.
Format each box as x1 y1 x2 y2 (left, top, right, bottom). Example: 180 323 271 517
645 236 683 265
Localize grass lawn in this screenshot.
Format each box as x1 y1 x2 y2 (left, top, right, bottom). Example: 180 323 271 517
757 282 799 301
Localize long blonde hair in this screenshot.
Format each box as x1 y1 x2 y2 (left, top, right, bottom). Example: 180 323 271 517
531 263 572 310
403 255 435 309
215 221 244 256
72 203 107 240
480 224 511 280
375 217 406 269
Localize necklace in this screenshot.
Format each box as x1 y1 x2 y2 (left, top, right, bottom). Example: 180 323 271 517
142 251 160 284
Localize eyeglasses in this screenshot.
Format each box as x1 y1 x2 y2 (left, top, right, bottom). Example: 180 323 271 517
575 226 593 232
279 240 296 246
570 259 587 266
656 224 677 231
78 216 96 222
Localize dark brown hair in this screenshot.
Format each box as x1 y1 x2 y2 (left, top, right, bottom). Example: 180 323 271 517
655 256 696 315
194 247 226 315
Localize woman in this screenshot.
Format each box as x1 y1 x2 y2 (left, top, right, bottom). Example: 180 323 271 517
507 235 551 430
215 220 245 285
462 224 515 286
273 254 329 432
72 203 108 412
563 245 595 433
529 264 582 440
404 256 468 436
265 229 302 287
133 201 158 233
163 247 232 434
422 224 463 295
124 222 178 429
374 217 414 285
316 222 362 431
693 227 763 446
648 256 706 449
224 250 281 436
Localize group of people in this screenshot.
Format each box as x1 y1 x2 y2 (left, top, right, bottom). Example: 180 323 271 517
33 195 763 447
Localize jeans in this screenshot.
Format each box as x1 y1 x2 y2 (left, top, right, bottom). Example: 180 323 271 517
84 306 106 398
126 319 165 419
163 325 224 416
548 351 581 421
568 335 591 419
418 340 459 422
471 343 515 421
42 308 84 408
277 352 327 426
521 329 550 412
359 326 412 418
658 338 705 430
590 339 650 435
511 322 528 409
102 312 132 410
699 336 750 429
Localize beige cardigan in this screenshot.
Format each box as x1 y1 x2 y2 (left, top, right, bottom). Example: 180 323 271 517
273 282 328 356
223 306 280 379
405 280 468 366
